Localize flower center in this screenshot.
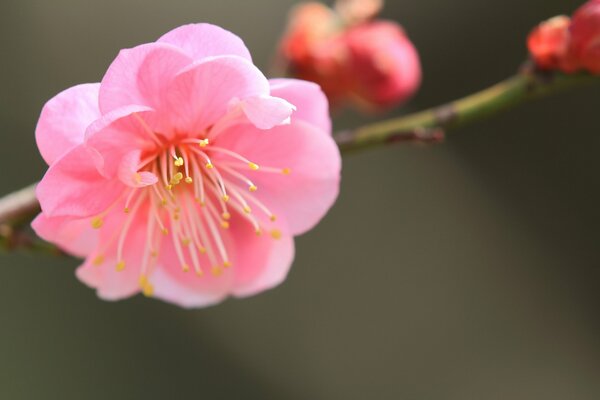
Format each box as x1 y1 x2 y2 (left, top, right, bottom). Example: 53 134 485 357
90 135 291 297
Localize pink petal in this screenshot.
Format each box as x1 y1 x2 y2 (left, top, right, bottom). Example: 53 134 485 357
84 105 158 179
75 210 146 301
214 120 341 235
231 221 295 298
36 144 125 218
99 42 192 114
164 56 270 135
237 95 296 130
118 150 158 187
36 83 101 165
157 23 252 62
269 79 332 133
31 214 98 258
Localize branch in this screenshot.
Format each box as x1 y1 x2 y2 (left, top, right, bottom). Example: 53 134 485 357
335 67 599 152
0 67 598 253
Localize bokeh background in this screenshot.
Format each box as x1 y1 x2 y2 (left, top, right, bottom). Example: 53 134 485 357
1 0 600 398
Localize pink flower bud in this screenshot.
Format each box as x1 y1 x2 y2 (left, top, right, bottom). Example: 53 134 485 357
343 21 421 110
570 0 600 73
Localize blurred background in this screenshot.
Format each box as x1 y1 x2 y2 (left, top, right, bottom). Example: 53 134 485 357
1 0 600 398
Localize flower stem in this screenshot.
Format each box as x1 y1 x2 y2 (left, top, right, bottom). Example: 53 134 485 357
0 68 598 253
336 68 599 153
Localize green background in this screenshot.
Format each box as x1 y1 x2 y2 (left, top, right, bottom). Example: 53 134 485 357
1 0 599 398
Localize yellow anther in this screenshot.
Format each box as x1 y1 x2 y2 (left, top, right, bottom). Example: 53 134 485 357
270 214 277 222
182 264 190 273
199 138 209 147
182 238 191 246
221 220 230 229
116 261 126 271
91 217 103 229
249 185 258 192
255 229 262 236
174 157 184 167
248 162 259 171
92 255 105 266
271 229 282 240
222 212 231 220
139 276 148 287
282 168 291 175
184 177 193 184
211 266 223 277
198 246 207 254
243 205 252 214
124 207 130 214
222 194 230 202
165 184 173 191
142 283 154 297
173 214 180 221
205 163 214 169
174 172 183 181
150 250 159 258
160 198 168 206
223 261 232 268
195 270 204 277
161 228 169 235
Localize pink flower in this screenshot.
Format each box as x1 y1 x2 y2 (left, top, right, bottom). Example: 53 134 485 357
32 24 341 308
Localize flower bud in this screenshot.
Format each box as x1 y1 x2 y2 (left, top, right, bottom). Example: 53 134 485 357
343 21 421 109
527 15 577 72
570 0 600 73
279 2 421 111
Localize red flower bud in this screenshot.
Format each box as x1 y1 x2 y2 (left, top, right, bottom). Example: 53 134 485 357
278 2 421 111
570 0 600 73
527 15 577 72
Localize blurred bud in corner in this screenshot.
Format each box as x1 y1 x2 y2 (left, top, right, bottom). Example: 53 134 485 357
527 0 600 74
277 0 421 112
527 16 577 72
570 0 600 74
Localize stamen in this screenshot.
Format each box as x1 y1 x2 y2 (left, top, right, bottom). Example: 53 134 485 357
91 217 103 229
220 165 259 193
115 191 147 271
203 201 232 267
92 254 105 266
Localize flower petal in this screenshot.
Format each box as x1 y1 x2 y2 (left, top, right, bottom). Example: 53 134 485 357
31 214 98 258
157 23 252 62
269 79 332 133
214 120 341 235
75 210 146 301
231 220 295 298
99 42 192 114
118 150 158 187
36 144 124 218
36 83 101 165
84 105 158 178
236 95 296 130
164 56 270 135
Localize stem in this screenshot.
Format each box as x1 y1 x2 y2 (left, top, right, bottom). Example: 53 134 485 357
0 68 597 253
336 69 599 153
